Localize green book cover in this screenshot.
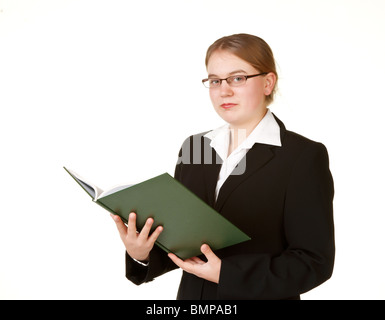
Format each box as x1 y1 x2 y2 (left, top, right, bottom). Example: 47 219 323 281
64 167 251 260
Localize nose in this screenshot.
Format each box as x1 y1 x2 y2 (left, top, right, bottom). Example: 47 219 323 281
220 80 234 97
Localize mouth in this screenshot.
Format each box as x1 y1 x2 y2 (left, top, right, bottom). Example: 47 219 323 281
220 103 237 109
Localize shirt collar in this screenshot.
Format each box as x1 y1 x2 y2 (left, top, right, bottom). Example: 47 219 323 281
204 109 282 160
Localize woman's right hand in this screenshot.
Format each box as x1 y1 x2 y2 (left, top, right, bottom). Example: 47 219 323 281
110 212 163 262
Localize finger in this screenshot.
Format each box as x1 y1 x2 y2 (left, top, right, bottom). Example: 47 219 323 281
110 213 127 237
168 253 189 270
138 217 154 241
127 212 137 234
148 225 163 244
168 254 199 276
190 256 205 265
201 244 218 262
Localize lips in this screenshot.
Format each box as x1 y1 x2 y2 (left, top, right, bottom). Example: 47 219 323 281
220 103 237 109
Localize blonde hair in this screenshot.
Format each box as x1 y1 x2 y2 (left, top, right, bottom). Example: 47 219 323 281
205 33 278 105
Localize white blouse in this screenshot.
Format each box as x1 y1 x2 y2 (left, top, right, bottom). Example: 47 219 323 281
204 109 282 200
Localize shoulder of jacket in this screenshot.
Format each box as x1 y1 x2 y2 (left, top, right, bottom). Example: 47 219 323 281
284 129 325 148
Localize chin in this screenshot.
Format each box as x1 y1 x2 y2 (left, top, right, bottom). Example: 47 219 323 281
216 110 242 125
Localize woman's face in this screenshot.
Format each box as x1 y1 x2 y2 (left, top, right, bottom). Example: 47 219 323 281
206 50 275 130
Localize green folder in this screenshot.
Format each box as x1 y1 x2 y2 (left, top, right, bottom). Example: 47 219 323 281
64 167 250 260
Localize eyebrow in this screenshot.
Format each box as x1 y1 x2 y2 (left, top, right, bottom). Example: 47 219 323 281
208 69 248 78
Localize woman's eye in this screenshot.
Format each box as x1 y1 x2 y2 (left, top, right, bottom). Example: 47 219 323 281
233 76 244 82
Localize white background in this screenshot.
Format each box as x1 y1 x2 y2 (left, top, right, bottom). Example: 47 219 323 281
1 0 384 300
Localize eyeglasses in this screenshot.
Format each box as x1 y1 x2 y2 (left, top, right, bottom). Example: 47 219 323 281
202 73 268 89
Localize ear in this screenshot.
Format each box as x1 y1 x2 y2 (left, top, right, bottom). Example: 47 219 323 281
264 72 277 96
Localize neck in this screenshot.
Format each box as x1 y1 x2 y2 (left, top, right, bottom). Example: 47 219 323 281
228 128 246 156
228 108 268 155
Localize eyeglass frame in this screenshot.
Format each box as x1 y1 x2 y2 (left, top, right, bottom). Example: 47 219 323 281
202 72 268 89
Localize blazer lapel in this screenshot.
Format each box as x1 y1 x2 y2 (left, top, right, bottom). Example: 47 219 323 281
214 143 275 211
203 113 286 211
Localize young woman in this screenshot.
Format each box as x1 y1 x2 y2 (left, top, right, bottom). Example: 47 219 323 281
111 33 335 300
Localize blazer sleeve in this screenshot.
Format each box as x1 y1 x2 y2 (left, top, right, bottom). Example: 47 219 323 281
218 142 335 299
125 245 178 285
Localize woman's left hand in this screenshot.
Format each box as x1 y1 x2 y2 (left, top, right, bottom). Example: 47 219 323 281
168 244 221 284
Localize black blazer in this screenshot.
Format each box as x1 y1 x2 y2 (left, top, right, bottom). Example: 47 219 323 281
125 114 335 300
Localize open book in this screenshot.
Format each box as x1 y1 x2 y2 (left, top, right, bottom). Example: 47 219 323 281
64 167 250 260
64 167 134 202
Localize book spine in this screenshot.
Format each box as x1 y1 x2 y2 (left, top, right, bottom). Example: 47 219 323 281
154 240 171 255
